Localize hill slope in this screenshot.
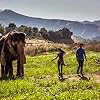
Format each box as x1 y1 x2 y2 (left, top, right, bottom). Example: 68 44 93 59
0 9 100 39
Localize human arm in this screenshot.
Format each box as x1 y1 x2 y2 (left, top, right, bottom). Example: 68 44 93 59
62 50 66 54
51 55 58 61
76 50 78 61
84 50 87 61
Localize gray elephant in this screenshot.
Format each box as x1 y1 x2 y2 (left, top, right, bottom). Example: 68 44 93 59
0 31 26 79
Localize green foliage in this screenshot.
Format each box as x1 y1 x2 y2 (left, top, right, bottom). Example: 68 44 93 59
5 23 73 43
32 27 38 36
0 24 4 34
0 51 100 100
47 28 74 43
5 23 16 33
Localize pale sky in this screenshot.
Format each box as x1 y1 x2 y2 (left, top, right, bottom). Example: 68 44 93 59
0 0 100 21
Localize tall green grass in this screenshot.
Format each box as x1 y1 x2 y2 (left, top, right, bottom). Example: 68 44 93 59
0 51 100 100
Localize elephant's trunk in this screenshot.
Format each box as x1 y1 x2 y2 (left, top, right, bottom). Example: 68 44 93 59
17 41 26 77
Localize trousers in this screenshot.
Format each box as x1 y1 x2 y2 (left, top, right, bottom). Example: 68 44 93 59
77 60 84 75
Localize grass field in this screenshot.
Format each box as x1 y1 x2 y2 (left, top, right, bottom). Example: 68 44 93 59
0 51 100 100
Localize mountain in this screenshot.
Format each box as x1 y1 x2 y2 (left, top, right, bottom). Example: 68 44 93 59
0 9 100 39
0 9 44 27
92 36 100 42
0 9 2 12
72 35 91 43
82 20 100 26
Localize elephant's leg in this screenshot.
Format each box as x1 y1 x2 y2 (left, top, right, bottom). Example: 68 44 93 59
16 60 21 77
1 64 8 78
16 60 24 78
1 64 5 77
7 61 14 78
5 65 8 76
20 63 24 77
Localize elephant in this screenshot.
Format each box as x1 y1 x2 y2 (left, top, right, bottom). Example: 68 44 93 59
0 31 26 79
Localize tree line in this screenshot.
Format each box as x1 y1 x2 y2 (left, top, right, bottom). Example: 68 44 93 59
0 23 74 44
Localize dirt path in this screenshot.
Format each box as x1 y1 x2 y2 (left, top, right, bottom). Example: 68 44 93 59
41 73 100 83
62 74 100 83
30 73 100 83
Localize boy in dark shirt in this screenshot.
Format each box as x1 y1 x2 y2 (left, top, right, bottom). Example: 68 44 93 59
76 43 87 76
52 48 65 79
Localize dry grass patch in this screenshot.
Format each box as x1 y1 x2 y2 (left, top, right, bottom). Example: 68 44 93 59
25 39 69 56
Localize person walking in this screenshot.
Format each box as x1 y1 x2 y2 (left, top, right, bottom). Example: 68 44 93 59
52 48 66 79
76 43 87 76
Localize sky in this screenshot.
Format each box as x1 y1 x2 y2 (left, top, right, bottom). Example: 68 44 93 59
0 0 100 21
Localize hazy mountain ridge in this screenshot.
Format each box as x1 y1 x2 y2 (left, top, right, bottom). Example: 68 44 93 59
0 9 2 12
72 35 91 43
82 20 100 26
0 9 100 40
92 36 100 41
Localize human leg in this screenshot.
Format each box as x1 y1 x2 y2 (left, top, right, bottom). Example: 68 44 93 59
80 60 84 75
58 61 61 79
60 64 63 79
77 61 81 74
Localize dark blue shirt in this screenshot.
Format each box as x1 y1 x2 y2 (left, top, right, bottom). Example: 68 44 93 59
76 48 86 61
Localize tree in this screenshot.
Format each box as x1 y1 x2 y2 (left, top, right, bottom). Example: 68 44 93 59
23 27 32 36
5 23 17 33
32 27 38 36
61 28 73 38
39 28 47 36
27 27 32 36
8 23 16 29
0 24 4 34
17 25 26 32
